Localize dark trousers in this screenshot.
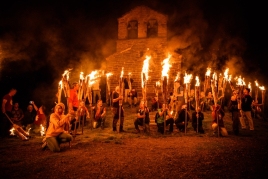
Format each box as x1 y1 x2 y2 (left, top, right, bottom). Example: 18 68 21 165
157 118 174 134
112 107 124 131
0 112 12 137
232 111 240 135
176 122 188 132
192 124 204 133
134 118 149 131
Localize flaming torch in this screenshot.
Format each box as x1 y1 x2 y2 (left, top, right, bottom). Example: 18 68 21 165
10 127 15 136
236 76 245 110
195 76 200 133
184 72 192 134
40 124 45 136
155 81 161 109
58 81 62 104
161 54 172 135
141 55 151 132
78 72 85 101
255 80 259 103
222 68 229 96
204 67 211 93
106 72 113 107
62 69 71 112
259 86 266 109
248 82 252 96
118 67 124 133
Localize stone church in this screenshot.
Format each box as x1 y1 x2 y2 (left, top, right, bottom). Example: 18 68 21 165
106 6 182 102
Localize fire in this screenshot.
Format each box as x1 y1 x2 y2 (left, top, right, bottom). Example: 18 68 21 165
141 56 151 87
120 67 124 79
174 72 180 82
62 69 71 81
228 75 232 82
106 72 113 78
255 80 259 87
58 80 62 88
248 82 251 89
161 54 172 77
156 81 161 87
40 124 45 136
27 128 31 136
195 76 200 86
184 72 192 84
236 76 245 86
205 67 211 77
79 72 84 81
224 68 229 80
259 86 265 90
10 127 15 135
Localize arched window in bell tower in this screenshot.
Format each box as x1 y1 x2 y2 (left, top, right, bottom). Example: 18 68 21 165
127 20 138 39
147 19 158 38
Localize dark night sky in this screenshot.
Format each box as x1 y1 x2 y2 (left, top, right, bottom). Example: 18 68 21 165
0 0 267 110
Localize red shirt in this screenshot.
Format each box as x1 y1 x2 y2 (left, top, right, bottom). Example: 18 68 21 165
34 110 46 126
68 89 79 108
3 94 13 112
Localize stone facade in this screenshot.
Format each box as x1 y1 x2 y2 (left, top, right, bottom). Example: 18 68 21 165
106 6 182 102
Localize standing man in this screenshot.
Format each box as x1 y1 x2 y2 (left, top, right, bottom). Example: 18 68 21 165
228 90 240 135
68 82 79 133
1 88 17 137
123 75 133 103
240 88 254 131
112 86 124 132
92 79 101 104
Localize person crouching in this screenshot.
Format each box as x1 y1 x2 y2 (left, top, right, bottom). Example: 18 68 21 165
43 103 72 152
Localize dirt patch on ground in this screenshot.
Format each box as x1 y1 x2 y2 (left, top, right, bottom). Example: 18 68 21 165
1 107 268 179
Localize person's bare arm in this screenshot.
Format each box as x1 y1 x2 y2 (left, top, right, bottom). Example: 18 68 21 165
2 99 7 113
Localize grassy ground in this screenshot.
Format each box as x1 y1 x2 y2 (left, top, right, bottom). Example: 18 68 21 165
0 104 268 179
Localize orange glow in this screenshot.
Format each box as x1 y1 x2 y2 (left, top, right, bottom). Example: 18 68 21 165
259 86 265 90
205 67 211 77
195 76 200 86
120 67 124 79
62 69 71 81
224 68 229 80
156 81 161 87
141 56 151 87
79 72 84 81
184 72 192 84
10 127 15 135
255 80 259 87
161 54 172 78
248 82 251 90
106 72 113 78
40 124 45 136
174 72 180 82
236 76 245 86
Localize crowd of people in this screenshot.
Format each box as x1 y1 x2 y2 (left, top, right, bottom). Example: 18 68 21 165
1 76 261 153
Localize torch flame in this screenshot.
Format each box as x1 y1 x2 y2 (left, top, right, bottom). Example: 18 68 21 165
106 72 113 78
184 72 192 84
224 68 229 80
58 80 62 88
255 80 259 87
161 54 172 77
248 82 251 89
228 75 232 82
236 76 245 86
195 76 200 86
62 69 71 81
40 124 45 136
120 67 124 79
141 56 151 87
205 67 211 77
156 81 161 87
259 86 265 90
174 72 180 82
10 127 15 135
79 72 84 81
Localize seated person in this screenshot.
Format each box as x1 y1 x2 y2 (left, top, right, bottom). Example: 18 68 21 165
134 101 150 133
128 88 138 107
77 101 90 127
211 103 228 136
32 101 47 134
175 105 190 132
43 103 72 152
92 100 106 129
155 104 174 134
192 106 205 133
11 102 24 126
22 103 37 133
